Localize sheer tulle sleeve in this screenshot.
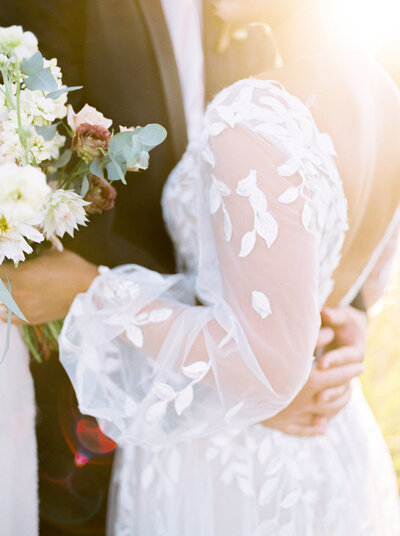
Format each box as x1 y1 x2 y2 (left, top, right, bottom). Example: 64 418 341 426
60 111 322 448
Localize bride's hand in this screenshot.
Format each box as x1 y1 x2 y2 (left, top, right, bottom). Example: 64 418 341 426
0 249 99 325
262 304 367 436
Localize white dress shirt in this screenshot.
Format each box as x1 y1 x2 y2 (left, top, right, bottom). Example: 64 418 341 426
160 0 205 141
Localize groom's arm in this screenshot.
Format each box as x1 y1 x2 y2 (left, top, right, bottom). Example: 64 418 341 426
0 249 99 325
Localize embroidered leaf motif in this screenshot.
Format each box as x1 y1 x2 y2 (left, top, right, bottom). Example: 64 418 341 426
149 308 173 323
174 384 194 416
258 476 280 506
209 122 227 137
236 170 257 197
278 158 300 177
210 176 232 242
239 230 256 257
237 476 255 497
225 401 244 421
126 325 144 348
281 489 301 508
252 291 272 319
255 212 278 248
249 188 269 213
302 203 313 230
134 312 149 324
146 400 168 422
209 180 222 214
182 361 211 381
154 382 176 402
278 187 300 204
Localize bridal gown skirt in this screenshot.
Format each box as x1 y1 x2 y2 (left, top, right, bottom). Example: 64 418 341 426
108 380 400 536
0 322 38 536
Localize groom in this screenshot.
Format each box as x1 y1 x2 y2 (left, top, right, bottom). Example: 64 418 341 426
0 1 367 535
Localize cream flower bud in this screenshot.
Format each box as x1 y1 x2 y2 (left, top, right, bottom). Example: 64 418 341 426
67 104 112 132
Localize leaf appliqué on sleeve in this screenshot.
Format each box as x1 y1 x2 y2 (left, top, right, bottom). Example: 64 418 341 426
209 175 232 242
252 291 272 319
236 170 278 256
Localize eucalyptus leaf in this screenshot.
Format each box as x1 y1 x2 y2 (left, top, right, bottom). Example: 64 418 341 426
109 131 137 167
25 68 58 92
138 150 149 170
0 277 28 322
138 123 167 150
80 175 90 197
35 123 58 141
53 149 72 168
90 157 104 179
21 50 44 77
107 159 126 183
47 85 83 100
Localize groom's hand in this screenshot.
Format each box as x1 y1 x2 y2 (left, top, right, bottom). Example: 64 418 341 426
0 249 99 325
262 304 368 436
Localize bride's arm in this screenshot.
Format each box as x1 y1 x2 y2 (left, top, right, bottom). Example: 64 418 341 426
60 125 321 447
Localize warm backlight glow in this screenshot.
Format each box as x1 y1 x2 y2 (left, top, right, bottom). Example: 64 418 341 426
325 0 400 54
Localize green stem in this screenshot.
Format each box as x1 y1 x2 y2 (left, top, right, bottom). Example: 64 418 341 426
15 73 30 165
61 163 90 189
22 326 43 364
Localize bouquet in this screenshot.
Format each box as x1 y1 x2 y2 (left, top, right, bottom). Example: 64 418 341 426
0 25 167 360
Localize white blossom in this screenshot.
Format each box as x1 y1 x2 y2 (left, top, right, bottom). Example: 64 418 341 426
42 189 89 239
0 213 44 264
0 25 38 60
0 162 50 222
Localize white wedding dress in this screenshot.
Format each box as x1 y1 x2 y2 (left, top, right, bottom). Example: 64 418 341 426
60 79 400 535
0 323 38 536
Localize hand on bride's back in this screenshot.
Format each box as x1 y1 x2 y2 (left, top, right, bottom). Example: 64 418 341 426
262 304 368 436
0 249 99 325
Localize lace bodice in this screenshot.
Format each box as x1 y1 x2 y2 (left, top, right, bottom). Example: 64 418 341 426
163 79 348 309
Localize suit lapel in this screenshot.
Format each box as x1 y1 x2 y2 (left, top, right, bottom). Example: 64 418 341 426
137 0 188 161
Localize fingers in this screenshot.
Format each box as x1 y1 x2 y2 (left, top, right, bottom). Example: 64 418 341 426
318 345 364 370
311 363 364 390
316 383 348 404
320 306 348 327
314 386 352 417
315 326 335 349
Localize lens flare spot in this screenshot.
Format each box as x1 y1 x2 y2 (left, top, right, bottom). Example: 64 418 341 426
76 418 117 455
74 451 90 467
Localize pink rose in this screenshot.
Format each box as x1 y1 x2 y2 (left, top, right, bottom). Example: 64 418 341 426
84 175 117 214
67 104 113 132
72 123 111 163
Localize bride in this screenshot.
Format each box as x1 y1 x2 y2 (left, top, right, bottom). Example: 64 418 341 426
59 0 400 534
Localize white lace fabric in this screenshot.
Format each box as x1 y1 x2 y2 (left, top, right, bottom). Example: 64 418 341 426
59 79 400 535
